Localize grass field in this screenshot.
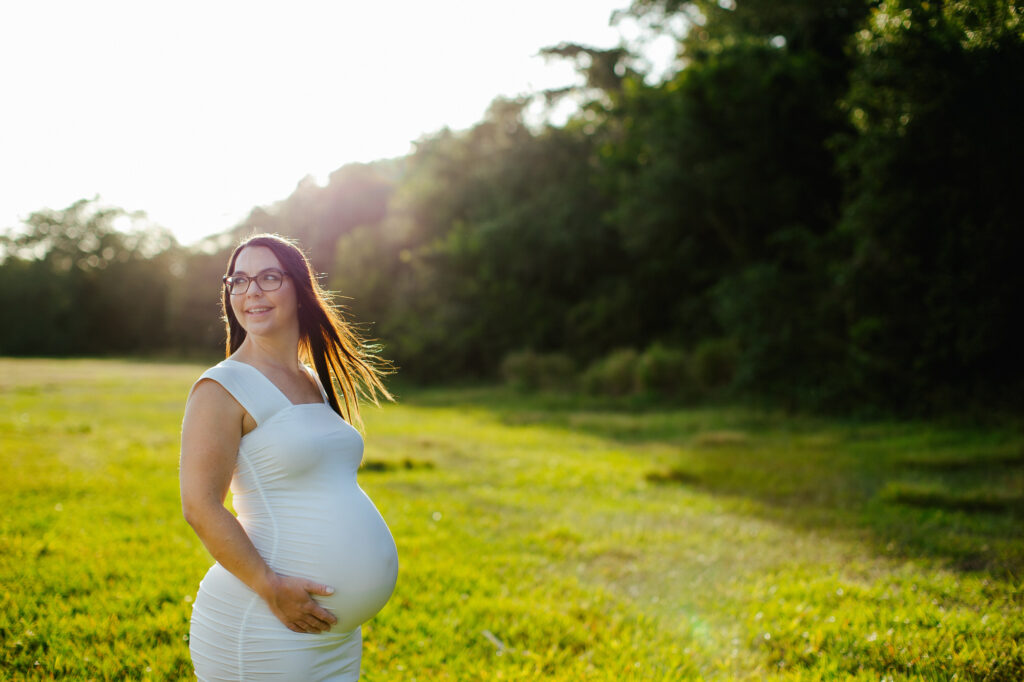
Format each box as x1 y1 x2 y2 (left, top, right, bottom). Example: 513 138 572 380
1 358 1022 680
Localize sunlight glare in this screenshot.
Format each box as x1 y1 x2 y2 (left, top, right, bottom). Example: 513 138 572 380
0 0 663 245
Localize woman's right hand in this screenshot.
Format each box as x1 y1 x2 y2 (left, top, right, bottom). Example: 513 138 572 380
262 573 339 633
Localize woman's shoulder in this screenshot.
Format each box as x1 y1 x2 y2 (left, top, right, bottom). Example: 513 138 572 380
189 360 243 400
182 366 249 438
188 359 290 425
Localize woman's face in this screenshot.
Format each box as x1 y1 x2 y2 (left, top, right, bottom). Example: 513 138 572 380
229 246 299 338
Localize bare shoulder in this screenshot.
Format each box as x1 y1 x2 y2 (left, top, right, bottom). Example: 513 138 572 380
188 375 237 402
183 377 249 441
186 377 244 417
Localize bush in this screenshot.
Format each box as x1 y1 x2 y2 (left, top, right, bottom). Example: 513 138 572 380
581 348 641 396
692 338 739 392
635 343 695 398
500 350 577 391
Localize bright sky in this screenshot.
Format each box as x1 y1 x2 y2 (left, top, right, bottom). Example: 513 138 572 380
0 1 677 245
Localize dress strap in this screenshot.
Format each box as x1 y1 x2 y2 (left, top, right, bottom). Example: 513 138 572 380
191 361 293 425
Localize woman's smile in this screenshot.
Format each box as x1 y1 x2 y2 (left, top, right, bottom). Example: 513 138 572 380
245 305 274 318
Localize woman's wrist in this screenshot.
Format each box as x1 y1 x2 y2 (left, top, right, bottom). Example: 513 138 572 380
254 567 280 601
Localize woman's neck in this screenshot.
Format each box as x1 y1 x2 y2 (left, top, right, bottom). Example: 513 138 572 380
234 333 301 373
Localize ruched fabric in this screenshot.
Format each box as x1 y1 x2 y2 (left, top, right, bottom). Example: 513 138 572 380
187 359 398 681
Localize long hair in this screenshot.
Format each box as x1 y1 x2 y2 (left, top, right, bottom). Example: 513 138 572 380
222 233 395 429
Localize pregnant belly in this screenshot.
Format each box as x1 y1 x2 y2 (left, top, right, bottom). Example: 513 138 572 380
316 511 399 633
246 487 399 633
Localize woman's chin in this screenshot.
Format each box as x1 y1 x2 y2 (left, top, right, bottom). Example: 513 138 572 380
241 318 283 336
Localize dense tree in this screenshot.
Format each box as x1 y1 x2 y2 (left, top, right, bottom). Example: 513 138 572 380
0 199 180 355
592 0 867 403
836 0 1024 408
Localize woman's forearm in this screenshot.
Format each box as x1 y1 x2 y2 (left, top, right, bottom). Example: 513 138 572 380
185 503 276 599
185 501 338 632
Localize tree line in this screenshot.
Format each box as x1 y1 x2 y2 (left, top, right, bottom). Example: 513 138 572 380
2 0 1021 414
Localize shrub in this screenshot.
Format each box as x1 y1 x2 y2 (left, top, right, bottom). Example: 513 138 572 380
581 348 641 396
692 338 739 392
500 350 577 391
635 343 695 398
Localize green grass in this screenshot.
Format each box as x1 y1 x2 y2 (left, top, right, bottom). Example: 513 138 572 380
1 358 1022 680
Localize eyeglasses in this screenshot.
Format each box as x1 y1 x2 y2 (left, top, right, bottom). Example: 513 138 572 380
223 268 289 295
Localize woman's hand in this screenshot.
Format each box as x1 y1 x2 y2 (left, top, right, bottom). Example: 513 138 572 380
262 573 339 634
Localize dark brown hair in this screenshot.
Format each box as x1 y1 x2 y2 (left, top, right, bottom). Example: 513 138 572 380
223 233 395 428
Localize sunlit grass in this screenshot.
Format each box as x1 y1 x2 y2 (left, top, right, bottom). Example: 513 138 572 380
1 359 1022 680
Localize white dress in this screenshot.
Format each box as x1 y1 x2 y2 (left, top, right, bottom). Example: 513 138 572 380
187 359 399 681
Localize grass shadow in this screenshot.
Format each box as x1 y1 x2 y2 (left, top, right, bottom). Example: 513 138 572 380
361 457 436 473
402 385 1024 577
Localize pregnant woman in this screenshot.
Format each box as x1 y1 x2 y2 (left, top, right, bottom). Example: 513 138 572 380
180 233 398 680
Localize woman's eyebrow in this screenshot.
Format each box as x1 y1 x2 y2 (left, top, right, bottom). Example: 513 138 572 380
231 267 278 276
